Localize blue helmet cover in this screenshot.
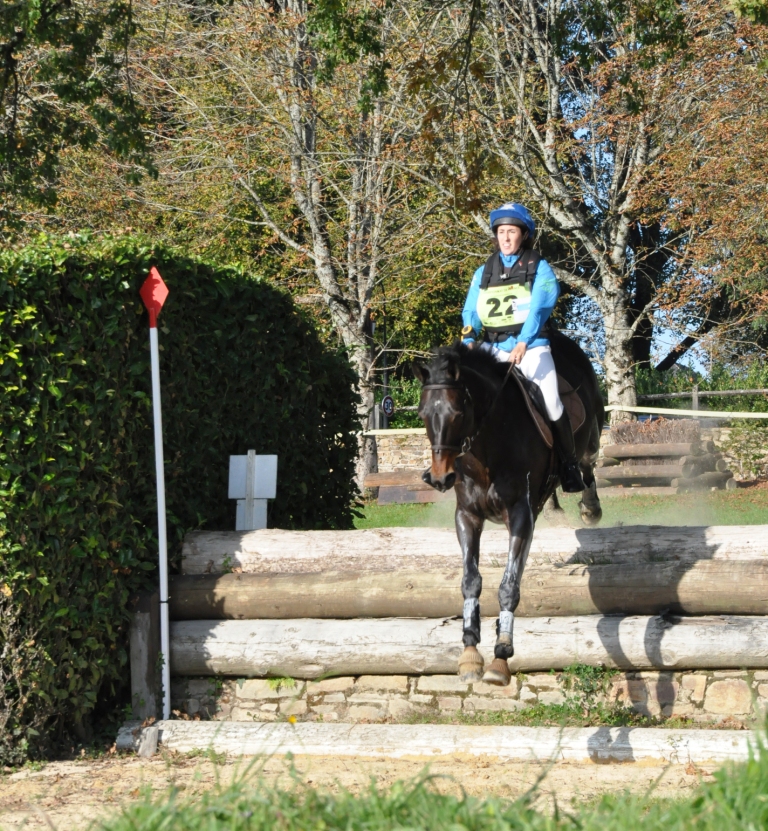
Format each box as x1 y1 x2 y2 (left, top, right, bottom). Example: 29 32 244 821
489 202 535 236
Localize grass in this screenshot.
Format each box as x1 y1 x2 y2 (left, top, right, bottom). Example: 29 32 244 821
402 703 687 730
96 733 768 830
353 486 768 529
406 665 705 731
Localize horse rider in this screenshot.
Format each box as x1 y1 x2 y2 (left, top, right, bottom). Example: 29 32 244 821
461 202 586 493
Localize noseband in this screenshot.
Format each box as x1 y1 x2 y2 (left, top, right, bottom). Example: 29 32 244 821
421 383 473 456
422 362 517 458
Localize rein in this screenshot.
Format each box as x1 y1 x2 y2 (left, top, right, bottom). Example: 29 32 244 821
422 362 517 457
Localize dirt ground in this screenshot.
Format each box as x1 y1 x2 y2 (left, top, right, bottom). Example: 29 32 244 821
0 751 716 830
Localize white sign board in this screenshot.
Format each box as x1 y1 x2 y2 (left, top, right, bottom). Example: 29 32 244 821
228 452 278 531
228 454 277 499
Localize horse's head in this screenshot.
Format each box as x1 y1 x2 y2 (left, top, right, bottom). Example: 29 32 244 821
413 350 474 492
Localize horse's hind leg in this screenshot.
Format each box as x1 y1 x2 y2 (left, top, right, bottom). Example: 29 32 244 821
578 416 603 526
456 508 485 682
483 495 534 687
542 490 564 518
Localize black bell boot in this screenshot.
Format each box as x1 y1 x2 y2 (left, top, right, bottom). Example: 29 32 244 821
551 412 586 493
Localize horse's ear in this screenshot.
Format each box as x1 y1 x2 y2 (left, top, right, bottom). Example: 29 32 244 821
412 362 429 385
448 360 461 383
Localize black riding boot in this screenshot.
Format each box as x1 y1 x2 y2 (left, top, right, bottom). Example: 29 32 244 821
552 412 585 493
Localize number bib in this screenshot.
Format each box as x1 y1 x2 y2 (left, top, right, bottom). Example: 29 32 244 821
476 282 532 332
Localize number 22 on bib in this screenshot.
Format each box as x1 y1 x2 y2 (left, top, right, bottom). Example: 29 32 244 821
477 282 532 335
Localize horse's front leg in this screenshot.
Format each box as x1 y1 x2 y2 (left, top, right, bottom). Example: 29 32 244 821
483 494 534 686
456 507 485 682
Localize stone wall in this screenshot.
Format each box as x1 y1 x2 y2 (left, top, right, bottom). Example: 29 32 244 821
173 669 767 727
376 434 431 472
376 424 767 479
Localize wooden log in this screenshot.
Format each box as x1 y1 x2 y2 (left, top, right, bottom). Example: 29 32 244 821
365 470 425 488
675 471 733 492
680 453 718 470
169 560 768 620
715 458 729 472
602 442 702 459
170 614 768 676
596 457 621 467
681 462 705 478
695 470 732 485
377 485 454 505
726 478 739 490
598 465 684 479
598 486 679 497
592 478 677 489
181 525 768 575
118 721 753 765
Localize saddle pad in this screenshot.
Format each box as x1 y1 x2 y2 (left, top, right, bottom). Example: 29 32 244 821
511 373 586 450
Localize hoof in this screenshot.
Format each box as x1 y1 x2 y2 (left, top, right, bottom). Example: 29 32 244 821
482 658 511 687
578 501 603 526
458 646 484 682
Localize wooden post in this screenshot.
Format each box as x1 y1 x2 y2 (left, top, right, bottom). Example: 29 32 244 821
692 384 699 411
129 591 160 720
245 449 256 531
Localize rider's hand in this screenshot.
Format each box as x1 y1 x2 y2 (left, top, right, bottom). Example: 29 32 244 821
508 342 527 365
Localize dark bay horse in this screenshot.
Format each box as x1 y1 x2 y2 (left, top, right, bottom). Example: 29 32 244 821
413 332 604 686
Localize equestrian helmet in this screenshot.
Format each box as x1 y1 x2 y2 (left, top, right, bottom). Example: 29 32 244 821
489 203 536 237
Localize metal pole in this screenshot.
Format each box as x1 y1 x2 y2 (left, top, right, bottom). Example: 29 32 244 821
382 312 388 429
245 449 255 530
149 325 171 721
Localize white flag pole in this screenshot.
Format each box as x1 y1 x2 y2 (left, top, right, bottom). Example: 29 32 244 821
141 267 171 721
149 325 171 721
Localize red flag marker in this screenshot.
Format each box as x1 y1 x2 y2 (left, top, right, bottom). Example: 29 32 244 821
140 266 171 720
140 266 169 328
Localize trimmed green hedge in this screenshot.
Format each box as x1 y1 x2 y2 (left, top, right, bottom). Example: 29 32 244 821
0 235 358 762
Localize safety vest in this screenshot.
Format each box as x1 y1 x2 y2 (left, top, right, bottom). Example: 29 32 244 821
477 249 541 338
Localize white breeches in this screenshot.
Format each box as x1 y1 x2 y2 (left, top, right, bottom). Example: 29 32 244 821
484 344 564 421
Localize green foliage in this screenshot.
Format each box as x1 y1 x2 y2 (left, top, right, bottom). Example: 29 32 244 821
307 0 389 112
385 378 422 428
0 1 154 229
97 731 768 830
266 677 296 692
0 234 358 763
560 664 627 723
733 0 768 24
636 361 768 414
721 421 768 478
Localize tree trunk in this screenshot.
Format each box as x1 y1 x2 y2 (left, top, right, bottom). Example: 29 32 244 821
348 339 378 489
180 524 768 576
169 560 768 620
602 297 638 423
170 614 768 676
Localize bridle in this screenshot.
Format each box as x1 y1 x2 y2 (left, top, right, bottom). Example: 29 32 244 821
421 362 517 458
420 383 473 456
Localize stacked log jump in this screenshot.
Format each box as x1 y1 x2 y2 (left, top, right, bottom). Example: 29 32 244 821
363 470 453 504
157 525 768 680
596 440 736 493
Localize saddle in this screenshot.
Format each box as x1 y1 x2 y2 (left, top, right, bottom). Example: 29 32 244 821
509 371 585 450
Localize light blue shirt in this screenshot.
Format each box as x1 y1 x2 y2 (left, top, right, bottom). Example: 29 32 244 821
461 252 559 350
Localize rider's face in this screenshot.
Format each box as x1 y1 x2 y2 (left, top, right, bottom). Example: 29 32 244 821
496 224 526 256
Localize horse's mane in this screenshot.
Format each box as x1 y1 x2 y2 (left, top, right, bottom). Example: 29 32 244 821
430 342 508 386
